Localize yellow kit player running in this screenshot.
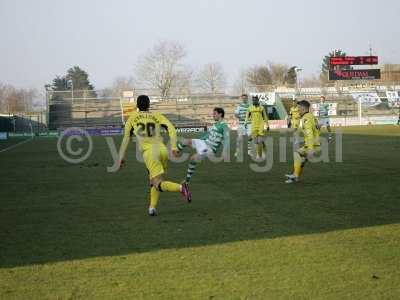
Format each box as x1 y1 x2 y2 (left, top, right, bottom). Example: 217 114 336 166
117 95 191 216
285 100 321 184
288 99 301 129
245 96 269 159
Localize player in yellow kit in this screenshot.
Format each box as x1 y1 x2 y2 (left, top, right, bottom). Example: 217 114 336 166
117 95 191 216
288 99 301 130
245 96 269 159
285 100 321 184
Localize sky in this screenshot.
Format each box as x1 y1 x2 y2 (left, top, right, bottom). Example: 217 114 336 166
0 0 399 91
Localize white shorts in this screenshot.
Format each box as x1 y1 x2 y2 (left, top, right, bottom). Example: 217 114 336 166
319 117 330 127
191 139 211 157
237 124 251 137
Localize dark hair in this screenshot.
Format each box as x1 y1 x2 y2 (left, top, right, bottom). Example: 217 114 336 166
241 94 248 98
214 107 225 118
137 95 150 111
297 100 310 110
252 96 260 105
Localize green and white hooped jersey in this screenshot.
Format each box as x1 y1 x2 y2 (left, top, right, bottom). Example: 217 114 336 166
201 121 229 153
319 103 330 117
235 103 250 125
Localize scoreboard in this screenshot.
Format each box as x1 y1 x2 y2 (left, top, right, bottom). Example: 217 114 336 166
329 55 380 80
330 56 378 66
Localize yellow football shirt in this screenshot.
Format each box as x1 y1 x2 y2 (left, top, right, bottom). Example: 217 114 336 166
245 105 268 129
300 112 320 149
123 111 178 152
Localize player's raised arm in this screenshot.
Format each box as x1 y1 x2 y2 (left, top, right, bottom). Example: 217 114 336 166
118 118 134 167
262 106 269 128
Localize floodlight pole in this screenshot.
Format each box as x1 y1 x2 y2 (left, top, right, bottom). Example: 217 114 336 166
295 68 303 97
45 86 50 130
71 80 74 105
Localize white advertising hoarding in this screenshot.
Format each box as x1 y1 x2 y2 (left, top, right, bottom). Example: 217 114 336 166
386 91 400 107
351 92 381 107
312 103 338 116
250 92 276 105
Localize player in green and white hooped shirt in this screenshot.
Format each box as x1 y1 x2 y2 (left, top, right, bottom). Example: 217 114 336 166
234 94 252 157
318 96 332 141
177 107 229 184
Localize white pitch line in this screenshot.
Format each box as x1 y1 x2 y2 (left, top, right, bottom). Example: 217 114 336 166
0 137 34 153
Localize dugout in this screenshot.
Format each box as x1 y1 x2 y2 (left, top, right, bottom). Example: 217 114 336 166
0 115 13 132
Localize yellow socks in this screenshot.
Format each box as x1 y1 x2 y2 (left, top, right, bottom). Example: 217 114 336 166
293 152 304 178
160 181 181 193
149 186 160 209
149 181 182 209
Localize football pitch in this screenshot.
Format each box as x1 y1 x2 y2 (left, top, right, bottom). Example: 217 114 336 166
1 126 400 299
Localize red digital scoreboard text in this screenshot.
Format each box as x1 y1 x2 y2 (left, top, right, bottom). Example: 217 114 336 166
330 56 378 66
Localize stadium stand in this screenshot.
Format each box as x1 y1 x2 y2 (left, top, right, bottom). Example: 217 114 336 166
44 85 400 132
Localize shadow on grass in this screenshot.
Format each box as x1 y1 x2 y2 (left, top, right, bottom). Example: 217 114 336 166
0 132 400 268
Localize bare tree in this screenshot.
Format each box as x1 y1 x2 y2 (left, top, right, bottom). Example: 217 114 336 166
0 83 9 112
246 65 272 91
0 83 37 114
6 89 23 113
172 67 193 97
232 70 249 95
196 62 226 94
23 88 38 112
301 75 322 88
135 40 187 97
112 76 136 97
268 62 289 85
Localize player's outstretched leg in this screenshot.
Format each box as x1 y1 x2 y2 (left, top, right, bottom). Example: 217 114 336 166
177 138 199 183
185 154 202 184
149 176 192 216
177 138 193 152
159 180 191 203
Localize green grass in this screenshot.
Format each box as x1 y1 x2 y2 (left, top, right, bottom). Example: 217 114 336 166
1 125 400 299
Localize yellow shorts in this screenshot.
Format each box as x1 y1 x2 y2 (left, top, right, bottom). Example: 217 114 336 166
142 143 168 179
251 127 265 138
